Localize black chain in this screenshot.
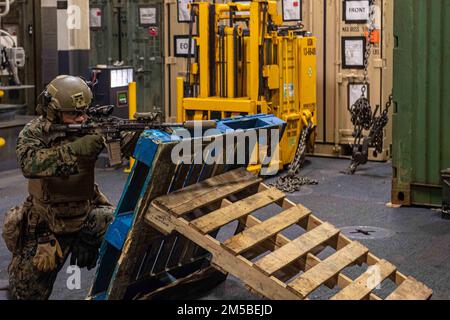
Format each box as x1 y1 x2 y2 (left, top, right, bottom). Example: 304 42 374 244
370 94 392 153
271 123 318 193
347 1 392 175
271 174 318 193
349 97 373 131
347 94 393 175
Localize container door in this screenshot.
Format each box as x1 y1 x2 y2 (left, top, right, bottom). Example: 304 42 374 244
89 0 121 67
302 0 393 161
125 0 164 114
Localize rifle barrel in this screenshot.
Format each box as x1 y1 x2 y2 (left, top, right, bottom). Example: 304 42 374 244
50 120 217 133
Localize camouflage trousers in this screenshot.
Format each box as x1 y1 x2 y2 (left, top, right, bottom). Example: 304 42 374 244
7 205 114 300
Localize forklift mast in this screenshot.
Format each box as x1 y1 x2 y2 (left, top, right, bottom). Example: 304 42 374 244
177 0 317 169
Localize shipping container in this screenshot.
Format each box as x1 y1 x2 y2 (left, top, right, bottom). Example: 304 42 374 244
302 0 393 161
391 0 450 207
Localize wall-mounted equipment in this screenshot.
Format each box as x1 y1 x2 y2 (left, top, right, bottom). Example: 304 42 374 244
0 0 35 98
4 46 24 68
0 28 26 85
90 65 134 119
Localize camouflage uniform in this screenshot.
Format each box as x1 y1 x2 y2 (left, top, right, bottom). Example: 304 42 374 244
6 116 115 300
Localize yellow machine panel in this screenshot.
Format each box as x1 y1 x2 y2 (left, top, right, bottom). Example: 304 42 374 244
177 1 317 170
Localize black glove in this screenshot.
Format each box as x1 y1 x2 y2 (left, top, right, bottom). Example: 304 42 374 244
70 239 99 270
70 208 113 270
68 135 104 158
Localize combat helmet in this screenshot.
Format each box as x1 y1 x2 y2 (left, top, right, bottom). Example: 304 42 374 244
37 75 93 122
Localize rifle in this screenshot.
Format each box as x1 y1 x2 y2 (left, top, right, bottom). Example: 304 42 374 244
50 105 217 166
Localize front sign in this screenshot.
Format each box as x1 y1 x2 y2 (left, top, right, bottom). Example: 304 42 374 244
344 0 370 23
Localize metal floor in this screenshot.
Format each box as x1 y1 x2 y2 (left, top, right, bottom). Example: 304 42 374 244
0 157 449 300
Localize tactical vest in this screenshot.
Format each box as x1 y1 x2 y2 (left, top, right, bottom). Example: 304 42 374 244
26 123 96 204
28 157 95 203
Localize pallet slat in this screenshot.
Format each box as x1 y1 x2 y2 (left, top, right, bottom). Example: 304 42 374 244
154 168 261 216
223 205 311 255
385 277 433 300
331 260 396 300
144 169 432 300
239 211 384 301
146 206 301 300
191 188 285 234
288 242 369 298
255 222 340 276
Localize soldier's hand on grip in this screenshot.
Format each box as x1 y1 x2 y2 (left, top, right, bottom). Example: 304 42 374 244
32 236 63 273
70 240 98 270
69 134 104 158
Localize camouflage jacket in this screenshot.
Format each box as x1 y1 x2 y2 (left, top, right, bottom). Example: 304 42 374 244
16 116 113 234
17 116 79 178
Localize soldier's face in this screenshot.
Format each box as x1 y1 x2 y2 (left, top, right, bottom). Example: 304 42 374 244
61 111 88 124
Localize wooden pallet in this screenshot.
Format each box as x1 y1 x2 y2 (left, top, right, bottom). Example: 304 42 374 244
90 115 286 300
90 136 229 300
145 168 433 300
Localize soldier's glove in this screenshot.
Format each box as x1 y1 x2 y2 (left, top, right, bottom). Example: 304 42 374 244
68 135 104 159
32 233 63 273
70 239 99 270
70 209 113 270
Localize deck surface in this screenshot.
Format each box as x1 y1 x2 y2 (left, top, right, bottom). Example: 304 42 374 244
0 158 448 300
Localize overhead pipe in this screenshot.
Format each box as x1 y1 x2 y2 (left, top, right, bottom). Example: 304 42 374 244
0 0 14 18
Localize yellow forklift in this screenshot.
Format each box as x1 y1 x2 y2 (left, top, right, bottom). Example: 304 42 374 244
177 0 317 173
